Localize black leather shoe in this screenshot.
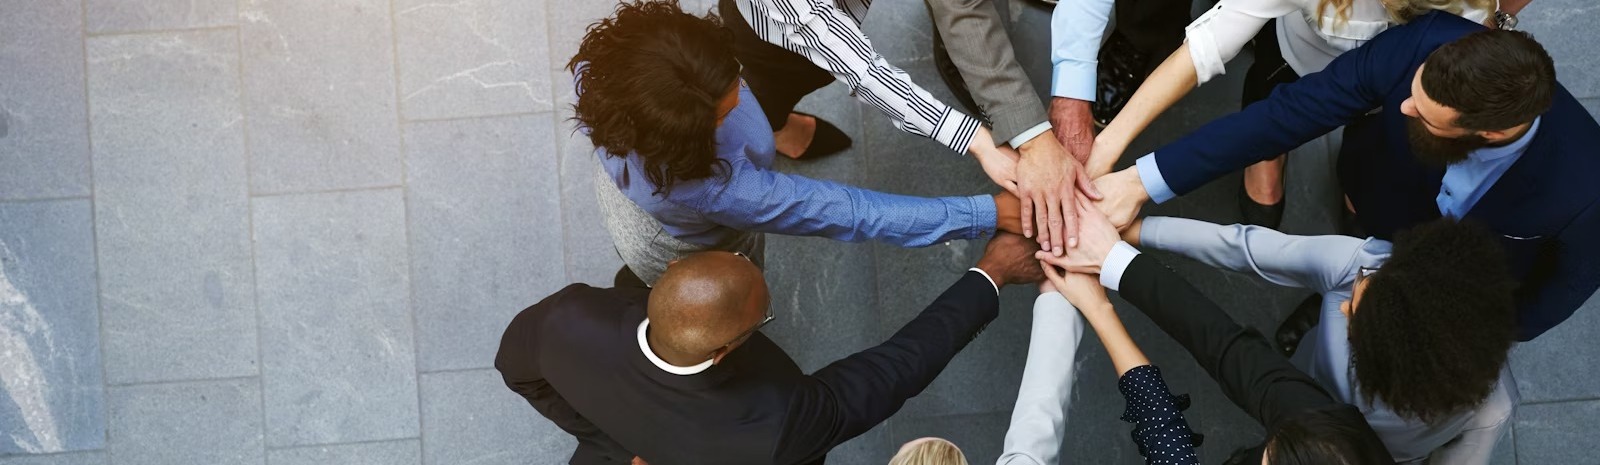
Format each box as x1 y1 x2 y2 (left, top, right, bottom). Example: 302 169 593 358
1093 32 1150 128
1238 183 1285 229
1275 294 1323 358
779 113 852 160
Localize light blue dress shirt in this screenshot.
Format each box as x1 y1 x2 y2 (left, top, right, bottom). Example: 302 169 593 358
1137 117 1544 211
1437 117 1541 218
1136 216 1518 463
1049 0 1116 101
594 81 996 248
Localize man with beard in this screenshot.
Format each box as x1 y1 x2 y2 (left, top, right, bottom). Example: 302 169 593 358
1089 13 1600 342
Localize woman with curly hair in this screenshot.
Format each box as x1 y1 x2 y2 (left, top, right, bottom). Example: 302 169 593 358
571 0 1023 286
1114 215 1519 464
1082 0 1514 229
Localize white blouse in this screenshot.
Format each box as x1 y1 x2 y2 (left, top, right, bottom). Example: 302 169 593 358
1186 0 1495 84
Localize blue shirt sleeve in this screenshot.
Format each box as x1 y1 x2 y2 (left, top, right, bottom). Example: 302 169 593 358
1050 0 1114 101
674 156 997 247
1119 365 1201 465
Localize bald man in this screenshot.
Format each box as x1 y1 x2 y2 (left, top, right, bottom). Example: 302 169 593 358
496 233 1044 465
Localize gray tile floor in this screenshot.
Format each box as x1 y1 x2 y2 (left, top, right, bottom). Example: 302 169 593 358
1 0 1596 464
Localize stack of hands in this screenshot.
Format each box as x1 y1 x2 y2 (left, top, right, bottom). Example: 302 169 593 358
977 180 1138 317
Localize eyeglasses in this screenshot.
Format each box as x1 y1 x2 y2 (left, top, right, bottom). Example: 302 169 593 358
1354 266 1380 289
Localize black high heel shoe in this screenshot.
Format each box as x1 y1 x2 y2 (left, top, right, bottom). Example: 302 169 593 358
1275 294 1323 358
779 112 852 160
1238 183 1285 229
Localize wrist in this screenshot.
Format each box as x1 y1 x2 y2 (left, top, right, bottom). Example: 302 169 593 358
975 261 1008 287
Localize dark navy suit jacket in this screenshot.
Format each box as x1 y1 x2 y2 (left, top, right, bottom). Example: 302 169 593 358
1149 12 1600 340
494 272 998 465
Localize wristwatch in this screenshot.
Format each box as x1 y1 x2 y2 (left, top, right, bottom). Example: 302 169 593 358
1495 10 1518 30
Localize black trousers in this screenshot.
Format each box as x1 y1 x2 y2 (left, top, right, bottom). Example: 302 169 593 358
1240 19 1302 108
719 0 836 131
1114 0 1192 69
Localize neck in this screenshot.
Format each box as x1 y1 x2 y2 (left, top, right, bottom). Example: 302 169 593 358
1485 121 1535 147
646 327 708 367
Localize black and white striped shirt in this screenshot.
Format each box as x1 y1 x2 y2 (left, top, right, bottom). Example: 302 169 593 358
737 0 982 154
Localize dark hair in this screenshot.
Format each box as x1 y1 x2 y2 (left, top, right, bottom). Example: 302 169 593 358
1261 405 1394 465
1350 219 1517 423
1421 29 1555 131
568 0 739 195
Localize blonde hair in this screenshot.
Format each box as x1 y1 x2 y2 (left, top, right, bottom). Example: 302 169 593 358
888 438 968 465
1315 0 1496 27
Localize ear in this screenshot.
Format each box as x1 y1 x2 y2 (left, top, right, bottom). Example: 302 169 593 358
710 347 731 366
1477 128 1513 141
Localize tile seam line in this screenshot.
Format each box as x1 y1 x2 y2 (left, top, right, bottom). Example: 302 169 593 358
0 196 94 205
233 4 272 460
388 0 428 460
85 23 239 38
404 110 552 124
105 374 259 389
251 184 405 199
264 436 421 453
81 0 113 453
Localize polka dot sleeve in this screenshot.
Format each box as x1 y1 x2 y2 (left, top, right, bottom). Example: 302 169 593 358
1118 365 1202 465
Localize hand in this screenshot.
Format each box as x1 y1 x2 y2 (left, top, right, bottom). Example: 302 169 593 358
1049 97 1095 164
975 232 1045 286
1041 264 1111 317
1037 197 1122 274
1091 167 1148 231
994 191 1023 235
1015 134 1102 257
970 128 1021 195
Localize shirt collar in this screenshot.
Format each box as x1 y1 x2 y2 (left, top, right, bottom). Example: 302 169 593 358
1469 117 1541 162
637 319 712 376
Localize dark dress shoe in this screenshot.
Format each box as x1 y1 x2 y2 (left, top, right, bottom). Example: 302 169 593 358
1238 183 1285 229
1093 32 1151 127
1275 294 1324 358
779 113 852 160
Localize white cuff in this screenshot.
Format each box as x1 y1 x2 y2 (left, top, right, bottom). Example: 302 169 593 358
1006 121 1054 149
1099 241 1142 291
970 268 1001 295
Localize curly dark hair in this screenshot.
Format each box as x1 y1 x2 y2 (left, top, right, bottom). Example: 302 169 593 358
568 0 739 195
1350 218 1517 423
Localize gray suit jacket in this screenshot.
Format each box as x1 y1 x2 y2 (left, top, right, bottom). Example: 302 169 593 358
926 0 1050 145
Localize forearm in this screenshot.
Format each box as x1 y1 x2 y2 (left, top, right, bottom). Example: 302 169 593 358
1091 45 1200 177
1086 306 1151 377
1500 0 1532 15
926 0 1047 143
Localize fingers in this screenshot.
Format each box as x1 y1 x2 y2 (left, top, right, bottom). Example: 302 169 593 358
1020 194 1035 239
1077 169 1104 200
1041 259 1068 290
1056 190 1075 253
1034 250 1069 268
1044 191 1064 256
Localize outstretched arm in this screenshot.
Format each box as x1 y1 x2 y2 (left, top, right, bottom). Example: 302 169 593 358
996 288 1086 465
684 157 1020 247
1131 216 1374 293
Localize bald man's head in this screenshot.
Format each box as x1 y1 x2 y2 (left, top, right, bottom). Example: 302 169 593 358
647 252 770 365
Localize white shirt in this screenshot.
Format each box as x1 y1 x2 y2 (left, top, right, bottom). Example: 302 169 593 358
1185 0 1494 84
638 319 713 375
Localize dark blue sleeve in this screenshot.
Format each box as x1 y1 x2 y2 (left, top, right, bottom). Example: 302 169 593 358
1118 365 1201 465
1150 13 1466 196
1517 197 1600 340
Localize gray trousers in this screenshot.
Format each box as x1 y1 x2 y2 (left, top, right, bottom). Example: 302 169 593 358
593 166 764 286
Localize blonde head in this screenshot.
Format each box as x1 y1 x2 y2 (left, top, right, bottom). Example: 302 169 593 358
888 437 968 465
1315 0 1496 27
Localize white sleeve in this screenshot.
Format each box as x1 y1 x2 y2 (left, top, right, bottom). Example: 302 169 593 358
997 292 1085 465
1185 0 1292 84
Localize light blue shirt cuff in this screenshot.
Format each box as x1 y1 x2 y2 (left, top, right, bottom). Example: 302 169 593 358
1135 153 1178 204
1006 122 1054 149
967 194 999 239
1099 241 1142 291
1051 61 1098 102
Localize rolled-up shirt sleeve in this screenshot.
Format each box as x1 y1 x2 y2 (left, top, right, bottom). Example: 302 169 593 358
680 156 997 247
1118 365 1201 464
1185 1 1293 84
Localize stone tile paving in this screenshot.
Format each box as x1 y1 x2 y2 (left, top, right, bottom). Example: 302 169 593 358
0 0 1594 463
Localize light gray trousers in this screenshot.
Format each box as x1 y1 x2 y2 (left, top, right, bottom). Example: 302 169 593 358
593 166 764 286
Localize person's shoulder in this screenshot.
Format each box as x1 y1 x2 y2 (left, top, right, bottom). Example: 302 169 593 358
1396 10 1487 42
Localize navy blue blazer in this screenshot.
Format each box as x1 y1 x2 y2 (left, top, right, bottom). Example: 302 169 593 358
495 272 999 465
1149 12 1600 340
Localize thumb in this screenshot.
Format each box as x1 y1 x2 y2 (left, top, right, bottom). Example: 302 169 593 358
1078 170 1103 200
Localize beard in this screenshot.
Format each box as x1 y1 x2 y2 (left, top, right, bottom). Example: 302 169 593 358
1406 116 1489 167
